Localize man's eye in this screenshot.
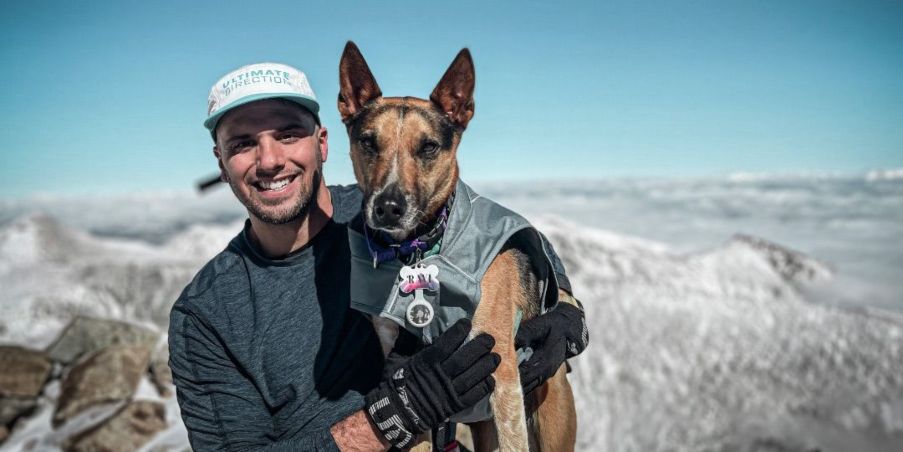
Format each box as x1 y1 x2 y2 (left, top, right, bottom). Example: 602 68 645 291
359 137 377 154
279 133 300 143
228 141 254 153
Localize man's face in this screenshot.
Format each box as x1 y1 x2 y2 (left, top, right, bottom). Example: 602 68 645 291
213 99 328 225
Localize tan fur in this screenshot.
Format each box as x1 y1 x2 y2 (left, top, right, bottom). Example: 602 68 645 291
471 250 531 450
467 250 576 452
339 41 576 451
349 97 459 223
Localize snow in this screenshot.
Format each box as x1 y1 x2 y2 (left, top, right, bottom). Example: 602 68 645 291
531 217 903 451
2 174 902 450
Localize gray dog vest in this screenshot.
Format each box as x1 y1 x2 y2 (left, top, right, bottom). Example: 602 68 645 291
348 180 560 422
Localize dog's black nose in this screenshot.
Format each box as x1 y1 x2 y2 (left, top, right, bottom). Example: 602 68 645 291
372 187 407 228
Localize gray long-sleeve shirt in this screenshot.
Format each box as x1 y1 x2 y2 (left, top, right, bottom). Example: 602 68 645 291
168 185 571 451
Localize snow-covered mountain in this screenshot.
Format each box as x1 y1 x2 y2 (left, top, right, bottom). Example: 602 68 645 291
2 172 903 450
0 214 241 348
530 217 903 451
1 211 901 451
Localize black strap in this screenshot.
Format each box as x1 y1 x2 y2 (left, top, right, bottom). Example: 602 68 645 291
431 421 457 452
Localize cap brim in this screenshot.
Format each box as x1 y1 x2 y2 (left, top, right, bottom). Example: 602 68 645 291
203 93 320 131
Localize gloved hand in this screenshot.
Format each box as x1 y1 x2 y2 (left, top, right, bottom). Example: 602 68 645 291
516 302 588 394
365 319 500 449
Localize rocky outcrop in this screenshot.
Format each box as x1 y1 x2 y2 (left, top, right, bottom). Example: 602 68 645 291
0 346 53 397
149 344 173 398
53 344 152 427
0 397 38 426
64 400 167 452
46 317 159 365
731 233 832 284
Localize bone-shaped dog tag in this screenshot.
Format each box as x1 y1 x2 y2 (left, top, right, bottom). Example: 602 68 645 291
399 263 439 329
398 263 440 294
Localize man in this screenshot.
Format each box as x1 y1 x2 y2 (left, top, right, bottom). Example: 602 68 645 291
169 62 587 451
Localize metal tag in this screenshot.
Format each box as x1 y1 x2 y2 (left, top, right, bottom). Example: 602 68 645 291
399 263 440 328
406 291 435 328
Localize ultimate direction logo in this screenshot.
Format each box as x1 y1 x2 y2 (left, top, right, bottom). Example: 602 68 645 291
220 68 292 97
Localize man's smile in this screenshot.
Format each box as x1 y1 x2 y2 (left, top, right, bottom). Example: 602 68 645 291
251 174 299 196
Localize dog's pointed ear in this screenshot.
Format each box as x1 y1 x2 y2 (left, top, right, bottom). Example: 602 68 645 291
338 41 382 122
430 48 475 129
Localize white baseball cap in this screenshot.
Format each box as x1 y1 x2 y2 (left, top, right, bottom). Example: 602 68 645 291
204 62 320 132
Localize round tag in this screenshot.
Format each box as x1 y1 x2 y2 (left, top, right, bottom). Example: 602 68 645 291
406 298 434 328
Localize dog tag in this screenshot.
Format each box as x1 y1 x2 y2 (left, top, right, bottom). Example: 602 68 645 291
398 263 440 294
406 291 435 328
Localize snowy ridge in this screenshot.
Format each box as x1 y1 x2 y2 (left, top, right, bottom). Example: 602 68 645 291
0 215 240 347
531 216 903 451
1 212 901 450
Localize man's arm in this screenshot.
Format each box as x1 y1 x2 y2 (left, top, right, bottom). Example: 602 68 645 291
169 307 345 451
330 410 388 452
514 230 589 394
335 319 499 451
539 230 574 296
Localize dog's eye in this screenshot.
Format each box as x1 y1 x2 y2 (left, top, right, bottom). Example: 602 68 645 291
420 141 440 156
358 137 377 154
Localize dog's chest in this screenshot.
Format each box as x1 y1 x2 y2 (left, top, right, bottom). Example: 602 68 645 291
371 315 400 357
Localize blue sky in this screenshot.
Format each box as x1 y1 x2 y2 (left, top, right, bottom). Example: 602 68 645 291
1 0 901 196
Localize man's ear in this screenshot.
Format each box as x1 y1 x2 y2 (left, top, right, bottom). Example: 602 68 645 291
318 126 328 163
213 146 228 182
430 48 475 130
338 41 382 122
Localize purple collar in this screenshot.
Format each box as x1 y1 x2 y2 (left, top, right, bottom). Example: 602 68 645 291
364 202 451 268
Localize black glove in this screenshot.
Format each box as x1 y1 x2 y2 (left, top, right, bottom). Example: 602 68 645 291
516 302 588 394
365 319 500 449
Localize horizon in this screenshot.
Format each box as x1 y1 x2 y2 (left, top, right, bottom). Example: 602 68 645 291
2 0 901 197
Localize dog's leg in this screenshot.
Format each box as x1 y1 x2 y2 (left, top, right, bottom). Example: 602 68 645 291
370 315 400 357
529 290 578 451
468 420 499 451
471 248 531 452
530 366 577 452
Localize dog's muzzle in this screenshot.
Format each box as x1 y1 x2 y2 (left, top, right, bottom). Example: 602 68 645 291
370 185 408 230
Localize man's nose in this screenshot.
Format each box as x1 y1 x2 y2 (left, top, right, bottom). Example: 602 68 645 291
256 136 285 171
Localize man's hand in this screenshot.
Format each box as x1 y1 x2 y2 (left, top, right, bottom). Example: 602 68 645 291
364 319 500 449
516 302 588 394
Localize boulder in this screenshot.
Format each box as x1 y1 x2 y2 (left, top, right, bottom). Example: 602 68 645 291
0 346 52 397
53 344 151 427
0 397 38 426
149 344 173 398
64 400 166 452
46 317 159 365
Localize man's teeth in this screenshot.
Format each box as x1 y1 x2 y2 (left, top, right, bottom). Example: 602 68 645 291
257 178 291 190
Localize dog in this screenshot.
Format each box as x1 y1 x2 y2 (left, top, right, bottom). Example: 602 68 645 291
338 41 577 452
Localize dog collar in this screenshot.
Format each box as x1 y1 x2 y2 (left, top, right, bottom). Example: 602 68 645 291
364 193 455 267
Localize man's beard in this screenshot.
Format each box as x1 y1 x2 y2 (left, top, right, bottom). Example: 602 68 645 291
229 152 323 225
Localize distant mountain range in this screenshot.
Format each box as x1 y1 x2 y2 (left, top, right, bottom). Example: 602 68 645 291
1 209 902 450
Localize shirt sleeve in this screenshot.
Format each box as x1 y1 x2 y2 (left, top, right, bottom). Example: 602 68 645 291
538 230 573 295
168 306 342 452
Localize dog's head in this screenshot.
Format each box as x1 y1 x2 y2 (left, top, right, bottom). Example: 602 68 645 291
338 41 474 240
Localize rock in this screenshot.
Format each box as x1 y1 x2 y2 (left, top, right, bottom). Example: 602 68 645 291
0 425 7 444
46 317 159 365
53 344 152 427
731 234 832 284
64 400 166 452
0 346 52 397
0 397 38 426
149 344 173 398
